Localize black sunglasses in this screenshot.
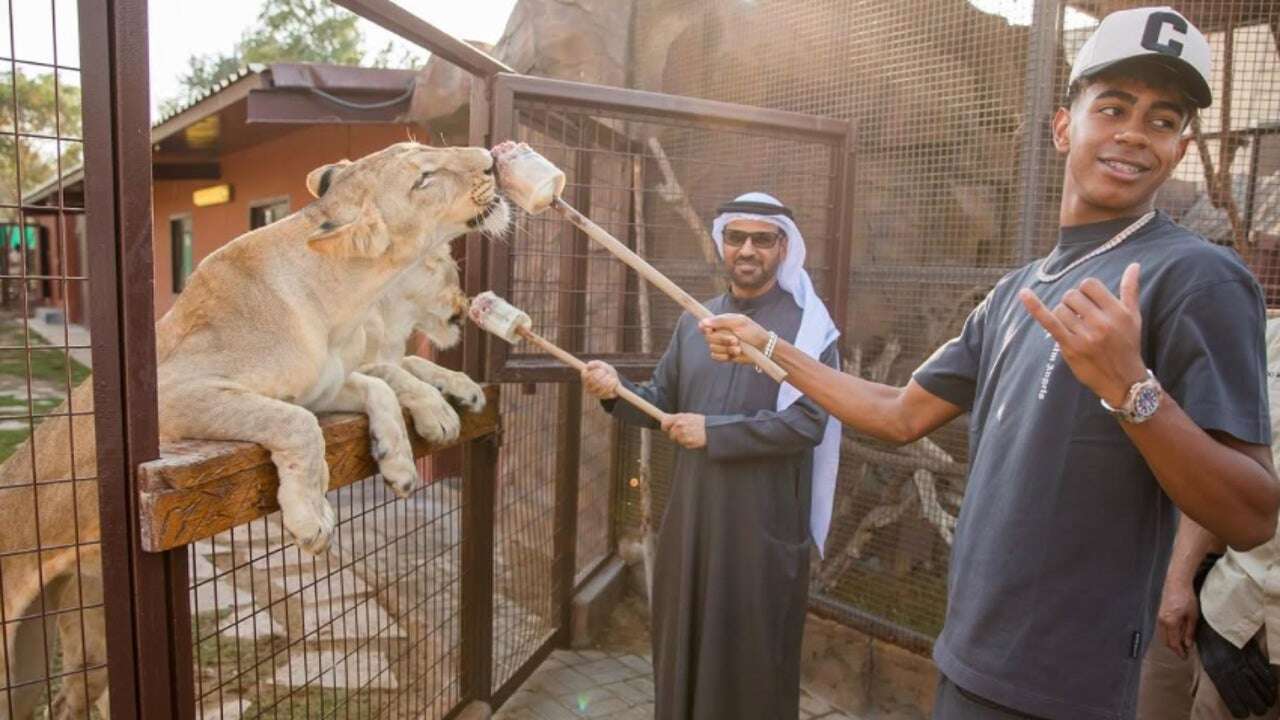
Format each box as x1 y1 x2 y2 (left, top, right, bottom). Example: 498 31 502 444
723 229 784 249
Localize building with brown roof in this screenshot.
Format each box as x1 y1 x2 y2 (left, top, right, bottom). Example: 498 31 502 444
23 62 431 324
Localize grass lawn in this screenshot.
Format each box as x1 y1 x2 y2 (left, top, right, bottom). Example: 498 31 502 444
0 319 91 388
192 607 289 693
0 427 36 463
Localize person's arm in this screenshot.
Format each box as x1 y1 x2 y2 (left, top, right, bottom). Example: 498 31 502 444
1157 516 1224 657
696 340 837 460
698 313 972 445
1019 263 1279 550
583 362 671 430
582 316 682 429
764 343 963 444
1121 410 1276 550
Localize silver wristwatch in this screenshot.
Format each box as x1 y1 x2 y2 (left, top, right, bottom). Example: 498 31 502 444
1100 369 1162 424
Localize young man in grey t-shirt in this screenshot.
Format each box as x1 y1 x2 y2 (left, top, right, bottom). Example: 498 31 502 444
698 7 1280 720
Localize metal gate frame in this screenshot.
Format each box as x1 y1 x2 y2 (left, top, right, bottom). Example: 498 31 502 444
479 72 858 383
458 67 859 708
325 2 861 709
78 0 193 718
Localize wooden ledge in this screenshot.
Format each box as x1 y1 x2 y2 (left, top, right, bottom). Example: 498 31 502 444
138 385 500 552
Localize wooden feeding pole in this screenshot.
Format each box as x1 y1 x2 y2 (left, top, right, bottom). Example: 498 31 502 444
495 141 788 382
469 291 670 424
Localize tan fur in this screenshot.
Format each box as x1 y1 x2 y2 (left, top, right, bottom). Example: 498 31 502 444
357 245 487 436
0 382 104 720
0 142 508 719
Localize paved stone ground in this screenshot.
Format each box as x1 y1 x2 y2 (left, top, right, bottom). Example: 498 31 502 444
494 595 862 720
190 479 553 719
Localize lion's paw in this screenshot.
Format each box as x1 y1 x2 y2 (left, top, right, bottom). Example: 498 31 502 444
379 452 419 499
405 386 462 443
280 491 336 555
440 372 485 414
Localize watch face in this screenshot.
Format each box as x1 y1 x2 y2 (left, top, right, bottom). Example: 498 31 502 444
1133 385 1161 418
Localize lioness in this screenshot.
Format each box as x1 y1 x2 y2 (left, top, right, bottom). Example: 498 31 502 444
0 143 508 719
157 142 508 555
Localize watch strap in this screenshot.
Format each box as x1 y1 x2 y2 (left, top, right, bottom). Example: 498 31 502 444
1100 369 1160 423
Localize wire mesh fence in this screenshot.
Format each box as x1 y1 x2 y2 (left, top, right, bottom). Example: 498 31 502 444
485 77 850 382
575 391 614 584
622 0 1280 651
186 472 468 719
1153 8 1280 295
491 383 562 690
6 0 1275 717
176 362 563 717
0 0 108 716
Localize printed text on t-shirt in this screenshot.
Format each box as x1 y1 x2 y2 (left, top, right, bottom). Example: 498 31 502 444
1038 341 1060 400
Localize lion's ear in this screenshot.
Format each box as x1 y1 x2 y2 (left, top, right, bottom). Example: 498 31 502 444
307 199 390 259
305 159 352 198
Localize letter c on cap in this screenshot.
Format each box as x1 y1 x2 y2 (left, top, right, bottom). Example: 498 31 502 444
1141 11 1187 57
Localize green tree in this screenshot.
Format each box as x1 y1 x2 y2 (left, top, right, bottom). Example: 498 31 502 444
162 0 422 117
0 69 82 217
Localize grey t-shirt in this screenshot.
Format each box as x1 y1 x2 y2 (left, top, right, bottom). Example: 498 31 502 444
914 212 1270 720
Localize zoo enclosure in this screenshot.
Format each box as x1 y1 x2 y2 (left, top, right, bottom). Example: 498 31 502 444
387 0 1280 659
622 0 1280 653
385 0 1280 658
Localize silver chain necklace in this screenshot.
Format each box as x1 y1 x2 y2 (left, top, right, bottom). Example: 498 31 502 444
1033 211 1156 284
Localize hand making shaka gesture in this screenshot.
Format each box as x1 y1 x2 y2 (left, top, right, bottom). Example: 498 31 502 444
1017 262 1149 408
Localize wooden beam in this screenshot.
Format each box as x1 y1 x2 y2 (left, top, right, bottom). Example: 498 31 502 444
331 0 513 78
151 72 264 146
245 89 414 126
152 162 221 181
137 384 500 552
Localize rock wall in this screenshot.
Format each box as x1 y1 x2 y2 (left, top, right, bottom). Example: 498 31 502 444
410 0 633 139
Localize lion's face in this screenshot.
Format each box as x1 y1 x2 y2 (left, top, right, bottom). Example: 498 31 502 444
303 143 511 261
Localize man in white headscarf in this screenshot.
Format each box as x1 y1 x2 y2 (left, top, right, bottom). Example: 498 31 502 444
581 192 841 720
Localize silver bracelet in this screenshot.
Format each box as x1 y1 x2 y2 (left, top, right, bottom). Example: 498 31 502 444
752 332 778 373
753 331 779 373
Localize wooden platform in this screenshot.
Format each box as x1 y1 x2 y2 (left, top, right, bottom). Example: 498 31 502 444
137 385 500 552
